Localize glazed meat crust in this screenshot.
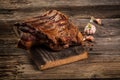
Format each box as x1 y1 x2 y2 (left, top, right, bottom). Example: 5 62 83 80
15 10 83 51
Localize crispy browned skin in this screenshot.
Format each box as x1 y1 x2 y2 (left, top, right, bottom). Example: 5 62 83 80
15 10 83 51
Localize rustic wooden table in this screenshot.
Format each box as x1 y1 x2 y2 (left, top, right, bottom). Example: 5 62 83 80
0 0 120 79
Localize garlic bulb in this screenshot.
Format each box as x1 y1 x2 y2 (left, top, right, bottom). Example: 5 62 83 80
84 23 96 35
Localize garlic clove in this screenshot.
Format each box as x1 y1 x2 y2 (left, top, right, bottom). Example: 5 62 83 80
95 19 102 25
89 29 93 34
85 35 94 42
90 16 102 25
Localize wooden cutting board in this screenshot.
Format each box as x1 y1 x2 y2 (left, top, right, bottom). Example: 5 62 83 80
27 45 88 70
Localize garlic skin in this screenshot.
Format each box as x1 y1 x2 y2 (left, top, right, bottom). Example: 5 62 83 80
84 23 96 35
83 35 94 42
90 16 95 23
85 35 94 42
90 16 102 25
95 19 102 25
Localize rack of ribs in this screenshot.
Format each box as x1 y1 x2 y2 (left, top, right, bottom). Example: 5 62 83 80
14 10 83 51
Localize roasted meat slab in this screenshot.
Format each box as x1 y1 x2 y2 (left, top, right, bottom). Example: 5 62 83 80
14 10 83 51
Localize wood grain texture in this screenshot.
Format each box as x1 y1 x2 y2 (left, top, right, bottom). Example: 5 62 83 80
28 46 88 70
0 19 119 79
0 0 120 79
0 0 120 20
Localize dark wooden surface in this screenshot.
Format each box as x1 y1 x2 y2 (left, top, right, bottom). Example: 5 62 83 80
28 45 87 70
0 0 120 79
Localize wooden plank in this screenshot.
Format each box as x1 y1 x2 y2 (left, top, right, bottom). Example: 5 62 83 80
26 45 88 70
0 53 119 66
1 0 120 9
0 54 119 79
0 0 120 19
15 63 120 79
0 54 120 79
0 5 120 19
0 52 120 64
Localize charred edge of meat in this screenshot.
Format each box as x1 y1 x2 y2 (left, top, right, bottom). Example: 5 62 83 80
14 22 36 34
14 22 22 34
